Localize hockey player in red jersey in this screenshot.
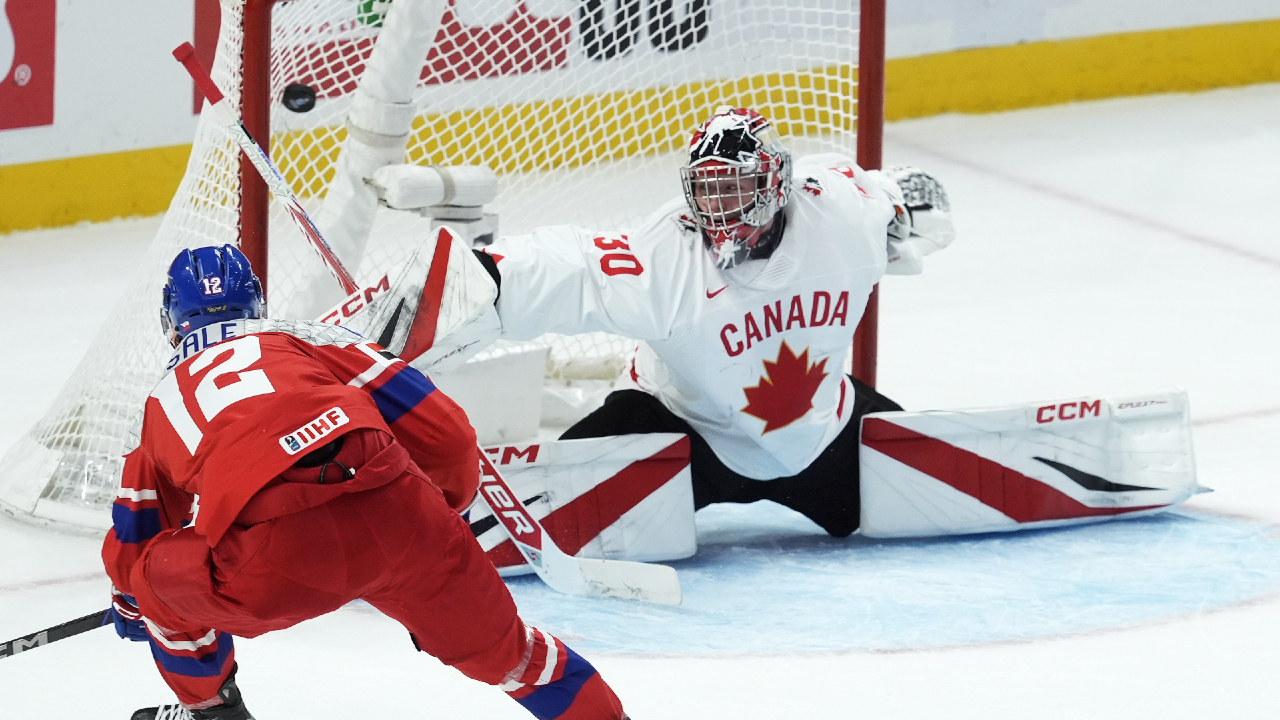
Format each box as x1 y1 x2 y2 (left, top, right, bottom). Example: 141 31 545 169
102 245 629 720
476 106 954 538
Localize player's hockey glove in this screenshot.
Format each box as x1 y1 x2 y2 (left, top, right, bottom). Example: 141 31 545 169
876 165 955 275
109 587 150 642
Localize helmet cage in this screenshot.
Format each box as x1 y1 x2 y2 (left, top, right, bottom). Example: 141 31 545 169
680 152 790 234
680 107 792 268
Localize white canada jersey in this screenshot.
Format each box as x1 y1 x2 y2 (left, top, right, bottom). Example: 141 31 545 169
487 158 895 479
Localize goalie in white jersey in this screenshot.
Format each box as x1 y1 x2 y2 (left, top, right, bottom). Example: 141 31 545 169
476 106 954 537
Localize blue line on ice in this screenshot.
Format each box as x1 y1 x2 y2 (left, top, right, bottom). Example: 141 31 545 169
493 503 1280 655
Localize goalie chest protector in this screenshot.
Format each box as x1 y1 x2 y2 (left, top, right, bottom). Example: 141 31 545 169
490 161 895 480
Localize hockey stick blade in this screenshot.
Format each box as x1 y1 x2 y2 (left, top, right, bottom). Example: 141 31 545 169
477 450 682 605
576 557 682 606
1 609 111 659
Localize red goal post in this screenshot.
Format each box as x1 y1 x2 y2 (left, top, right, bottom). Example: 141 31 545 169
854 0 885 387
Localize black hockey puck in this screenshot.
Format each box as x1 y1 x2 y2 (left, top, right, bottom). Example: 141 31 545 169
281 83 317 113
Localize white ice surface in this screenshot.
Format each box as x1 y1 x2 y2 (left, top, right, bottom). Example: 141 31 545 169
3 85 1280 718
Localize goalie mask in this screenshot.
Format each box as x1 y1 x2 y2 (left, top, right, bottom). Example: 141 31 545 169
680 107 792 269
161 245 264 346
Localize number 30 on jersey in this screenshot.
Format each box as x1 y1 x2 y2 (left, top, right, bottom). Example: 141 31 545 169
594 234 643 277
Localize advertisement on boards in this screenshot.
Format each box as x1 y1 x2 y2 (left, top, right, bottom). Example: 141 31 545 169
0 0 55 132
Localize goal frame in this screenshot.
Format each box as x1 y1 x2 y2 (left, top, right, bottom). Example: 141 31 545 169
234 0 887 386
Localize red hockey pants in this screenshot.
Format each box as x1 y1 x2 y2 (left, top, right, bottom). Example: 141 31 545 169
129 431 625 719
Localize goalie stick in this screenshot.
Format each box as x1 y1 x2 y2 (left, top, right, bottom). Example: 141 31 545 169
171 44 681 606
0 610 110 659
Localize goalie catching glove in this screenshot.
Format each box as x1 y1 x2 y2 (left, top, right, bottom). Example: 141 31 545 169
873 165 955 275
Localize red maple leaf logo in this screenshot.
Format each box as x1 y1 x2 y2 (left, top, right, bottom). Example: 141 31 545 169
741 341 829 434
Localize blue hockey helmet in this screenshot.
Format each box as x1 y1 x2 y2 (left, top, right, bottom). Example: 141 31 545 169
161 245 264 346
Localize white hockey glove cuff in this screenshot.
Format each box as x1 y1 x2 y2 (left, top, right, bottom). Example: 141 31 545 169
873 166 955 275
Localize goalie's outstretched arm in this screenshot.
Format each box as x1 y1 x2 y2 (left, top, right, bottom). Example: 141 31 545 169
479 215 689 343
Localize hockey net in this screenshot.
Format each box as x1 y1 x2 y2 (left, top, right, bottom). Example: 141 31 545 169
0 0 872 532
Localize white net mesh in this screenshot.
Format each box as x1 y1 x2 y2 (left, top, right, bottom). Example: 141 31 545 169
0 0 862 531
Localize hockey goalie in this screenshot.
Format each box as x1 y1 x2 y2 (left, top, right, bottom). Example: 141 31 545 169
450 105 1198 561
325 104 1196 569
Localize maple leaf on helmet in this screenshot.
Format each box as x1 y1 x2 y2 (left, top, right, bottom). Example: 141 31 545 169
680 106 793 269
741 341 829 434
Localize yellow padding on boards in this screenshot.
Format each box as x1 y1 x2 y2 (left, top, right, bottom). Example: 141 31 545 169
0 145 191 234
3 19 1278 232
886 18 1280 120
404 67 855 173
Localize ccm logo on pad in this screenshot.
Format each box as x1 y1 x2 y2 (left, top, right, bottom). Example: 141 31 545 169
1036 400 1101 424
280 407 350 455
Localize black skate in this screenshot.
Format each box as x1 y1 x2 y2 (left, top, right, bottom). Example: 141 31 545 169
131 666 254 720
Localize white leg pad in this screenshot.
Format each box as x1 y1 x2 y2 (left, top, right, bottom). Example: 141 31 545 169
859 390 1201 539
468 434 696 576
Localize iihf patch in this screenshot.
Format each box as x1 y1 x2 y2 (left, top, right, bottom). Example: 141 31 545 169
280 407 350 455
802 177 823 195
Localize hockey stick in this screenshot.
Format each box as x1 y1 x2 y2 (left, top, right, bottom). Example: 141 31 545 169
477 451 681 605
172 42 358 297
0 610 111 659
171 43 681 606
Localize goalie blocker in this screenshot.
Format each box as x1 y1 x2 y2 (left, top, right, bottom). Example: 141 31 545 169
315 225 500 371
859 390 1200 538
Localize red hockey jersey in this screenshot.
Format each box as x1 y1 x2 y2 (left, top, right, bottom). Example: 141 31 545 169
103 319 478 596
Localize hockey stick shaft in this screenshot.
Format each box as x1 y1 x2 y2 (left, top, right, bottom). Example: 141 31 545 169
0 609 111 659
172 42 359 296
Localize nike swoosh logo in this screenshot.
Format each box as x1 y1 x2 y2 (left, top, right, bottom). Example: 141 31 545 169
706 286 727 298
1032 457 1158 492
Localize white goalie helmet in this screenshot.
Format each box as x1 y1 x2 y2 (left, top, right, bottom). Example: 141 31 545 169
680 107 792 269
